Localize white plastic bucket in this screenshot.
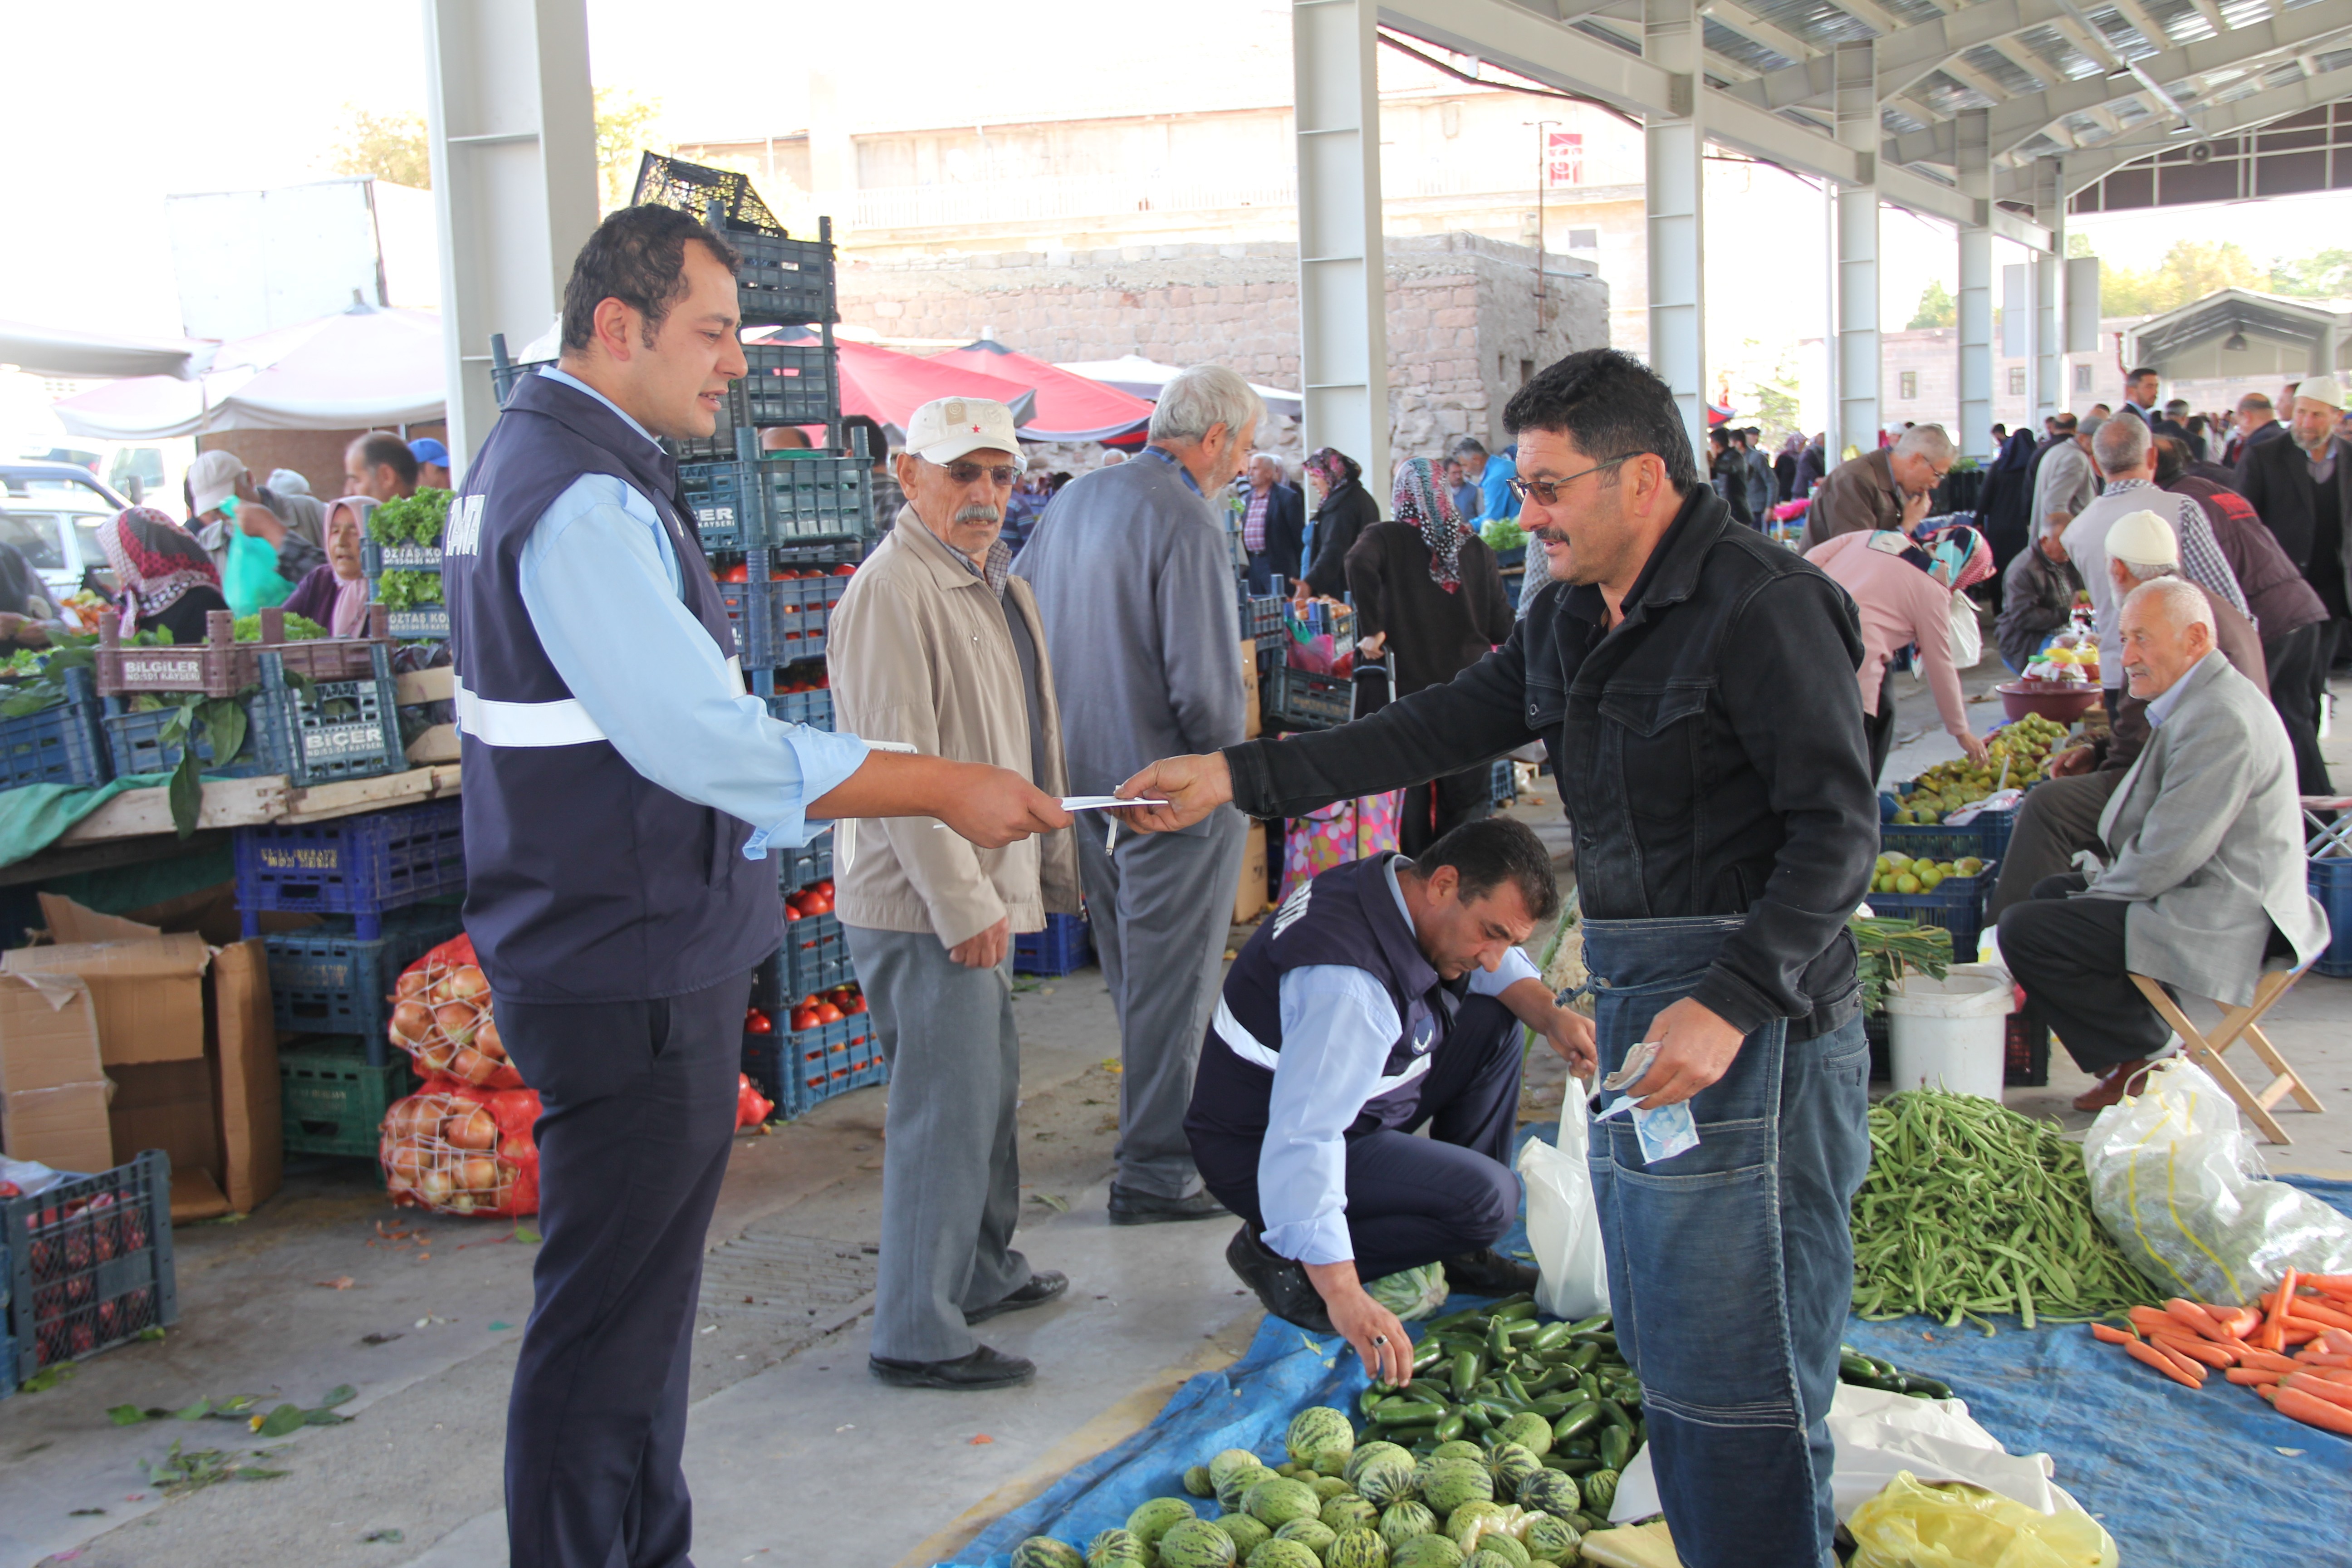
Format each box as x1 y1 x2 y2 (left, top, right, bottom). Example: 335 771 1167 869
1884 963 2015 1101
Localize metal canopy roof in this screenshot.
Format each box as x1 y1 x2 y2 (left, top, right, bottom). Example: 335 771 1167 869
2122 284 2352 375
1378 0 2352 245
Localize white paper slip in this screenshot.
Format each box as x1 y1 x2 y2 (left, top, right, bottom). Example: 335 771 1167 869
1058 796 1171 811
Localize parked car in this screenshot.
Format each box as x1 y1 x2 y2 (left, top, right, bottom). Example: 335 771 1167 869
0 461 132 603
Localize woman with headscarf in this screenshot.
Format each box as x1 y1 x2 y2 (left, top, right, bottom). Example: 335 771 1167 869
1805 514 1994 784
99 507 231 646
1974 424 2041 604
282 495 378 637
1344 457 1515 854
1294 446 1379 605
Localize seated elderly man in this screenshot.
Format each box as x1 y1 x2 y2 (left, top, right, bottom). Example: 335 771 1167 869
1996 577 2328 1112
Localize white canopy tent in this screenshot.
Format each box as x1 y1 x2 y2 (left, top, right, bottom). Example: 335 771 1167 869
0 320 218 382
49 304 443 440
1055 354 1304 421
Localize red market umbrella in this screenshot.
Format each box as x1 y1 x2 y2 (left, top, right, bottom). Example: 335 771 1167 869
750 332 1039 431
930 339 1155 443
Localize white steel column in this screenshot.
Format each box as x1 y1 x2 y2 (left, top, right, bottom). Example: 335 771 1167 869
2030 157 2063 426
1955 109 1994 463
1292 0 1389 486
1833 41 1881 463
423 0 600 472
1643 0 1707 458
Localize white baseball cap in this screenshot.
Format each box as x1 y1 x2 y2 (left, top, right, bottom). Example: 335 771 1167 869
2294 373 2347 412
904 397 1023 467
188 450 247 515
2106 509 2180 568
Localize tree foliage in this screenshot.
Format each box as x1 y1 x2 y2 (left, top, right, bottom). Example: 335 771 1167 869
1907 281 1958 330
332 107 431 190
594 89 666 214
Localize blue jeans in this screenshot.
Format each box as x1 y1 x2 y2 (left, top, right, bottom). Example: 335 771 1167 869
1580 915 1872 1568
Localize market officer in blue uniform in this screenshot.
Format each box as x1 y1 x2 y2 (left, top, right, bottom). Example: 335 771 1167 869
445 203 1070 1568
1187 817 1594 1382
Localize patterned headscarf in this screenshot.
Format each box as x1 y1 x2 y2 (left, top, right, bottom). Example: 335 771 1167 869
1303 447 1361 495
1393 456 1473 593
1924 521 1995 593
101 507 219 632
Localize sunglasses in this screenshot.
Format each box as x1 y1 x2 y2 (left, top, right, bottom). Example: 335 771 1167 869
1506 455 1631 506
923 457 1020 488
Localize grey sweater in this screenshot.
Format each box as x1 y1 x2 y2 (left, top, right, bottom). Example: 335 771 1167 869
1012 453 1246 826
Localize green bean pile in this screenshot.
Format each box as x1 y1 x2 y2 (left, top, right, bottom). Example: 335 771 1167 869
1851 1089 2157 1331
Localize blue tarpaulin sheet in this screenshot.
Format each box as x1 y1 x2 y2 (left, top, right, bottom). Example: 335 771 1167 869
938 1137 2352 1568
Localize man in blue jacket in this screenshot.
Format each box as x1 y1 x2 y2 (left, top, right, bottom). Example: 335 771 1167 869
448 203 1068 1568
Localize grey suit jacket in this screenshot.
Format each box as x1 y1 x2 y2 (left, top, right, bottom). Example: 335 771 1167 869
2089 653 2330 1004
1012 453 1246 837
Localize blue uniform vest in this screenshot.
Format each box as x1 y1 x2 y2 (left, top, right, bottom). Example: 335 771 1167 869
445 373 782 1004
1186 853 1457 1146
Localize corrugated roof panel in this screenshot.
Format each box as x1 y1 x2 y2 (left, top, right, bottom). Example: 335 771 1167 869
1882 104 1930 135
1734 0 1878 49
2013 24 2106 81
1704 20 1796 72
1877 0 1946 24
2079 6 2159 60
1960 44 2050 96
2140 0 2212 43
1912 70 1998 116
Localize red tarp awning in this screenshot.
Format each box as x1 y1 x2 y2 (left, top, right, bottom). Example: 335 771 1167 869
753 334 1039 431
929 340 1155 444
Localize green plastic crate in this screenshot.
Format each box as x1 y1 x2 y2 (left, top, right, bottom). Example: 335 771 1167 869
280 1039 415 1158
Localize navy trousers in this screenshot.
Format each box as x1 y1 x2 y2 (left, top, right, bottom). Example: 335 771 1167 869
1191 993 1524 1279
498 968 753 1568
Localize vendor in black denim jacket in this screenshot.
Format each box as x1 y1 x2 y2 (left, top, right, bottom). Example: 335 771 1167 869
1113 348 1881 1568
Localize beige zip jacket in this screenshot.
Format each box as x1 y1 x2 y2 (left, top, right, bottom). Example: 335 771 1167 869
829 506 1081 946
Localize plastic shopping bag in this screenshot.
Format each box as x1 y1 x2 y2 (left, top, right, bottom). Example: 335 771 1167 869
1848 1472 2116 1568
2081 1058 2352 1303
1518 1115 1611 1321
222 527 290 617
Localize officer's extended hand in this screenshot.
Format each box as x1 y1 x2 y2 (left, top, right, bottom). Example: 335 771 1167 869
940 766 1071 848
1306 1262 1414 1387
1629 995 1746 1108
1113 753 1234 834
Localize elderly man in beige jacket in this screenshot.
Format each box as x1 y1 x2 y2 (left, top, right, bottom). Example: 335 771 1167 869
831 397 1082 1392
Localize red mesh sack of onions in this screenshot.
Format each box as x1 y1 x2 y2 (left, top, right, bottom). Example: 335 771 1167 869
380 1078 544 1216
386 932 523 1090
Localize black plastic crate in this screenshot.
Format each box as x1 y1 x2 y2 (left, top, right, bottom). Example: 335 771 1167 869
234 798 468 939
0 665 111 789
264 907 465 1059
1264 662 1352 731
362 541 448 642
783 910 851 998
1242 596 1285 646
681 455 870 551
733 231 836 326
281 1038 416 1157
5 1152 176 1382
103 648 405 789
1014 913 1093 977
668 344 836 459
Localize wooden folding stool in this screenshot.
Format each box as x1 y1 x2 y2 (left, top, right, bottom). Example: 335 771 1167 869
2128 960 2325 1145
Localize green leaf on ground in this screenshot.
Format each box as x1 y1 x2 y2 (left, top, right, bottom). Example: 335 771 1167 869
512 1222 541 1243
362 1529 406 1544
20 1364 76 1393
317 1384 357 1409
256 1404 309 1438
1028 1192 1070 1212
108 1404 149 1426
174 1399 212 1421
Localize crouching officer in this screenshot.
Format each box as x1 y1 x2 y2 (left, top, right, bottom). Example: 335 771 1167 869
447 203 1068 1568
1187 817 1595 1383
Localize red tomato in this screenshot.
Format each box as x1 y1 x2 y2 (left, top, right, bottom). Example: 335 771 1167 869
784 904 803 921
790 1007 821 1031
843 995 867 1014
743 1009 774 1034
814 879 834 897
719 562 750 583
815 1002 843 1024
833 563 857 576
802 892 833 914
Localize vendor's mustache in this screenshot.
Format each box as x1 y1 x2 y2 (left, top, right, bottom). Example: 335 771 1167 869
956 504 1003 524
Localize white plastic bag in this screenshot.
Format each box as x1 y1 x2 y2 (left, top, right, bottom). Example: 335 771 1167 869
2082 1058 2352 1303
1518 1112 1611 1320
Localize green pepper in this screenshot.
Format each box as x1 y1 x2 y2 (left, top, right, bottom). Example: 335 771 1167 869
1529 1321 1575 1353
1432 1410 1468 1442
1492 1299 1539 1322
1465 1404 1495 1433
1527 1393 1573 1418
1566 1313 1612 1334
1555 1455 1602 1475
1450 1350 1481 1401
1597 1400 1637 1433
1386 1423 1439 1446
1551 1401 1604 1442
1567 1343 1601 1372
1501 1373 1534 1405
1598 1426 1632 1470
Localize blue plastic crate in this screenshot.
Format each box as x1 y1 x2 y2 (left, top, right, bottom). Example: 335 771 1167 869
716 559 850 667
6 1152 176 1384
763 684 834 733
1014 912 1093 977
777 837 833 893
103 649 405 789
0 666 111 788
264 908 465 1059
681 455 870 551
1490 758 1516 806
758 1013 885 1119
1880 776 2025 865
234 798 468 939
2309 857 2352 977
782 910 851 997
1863 860 1998 963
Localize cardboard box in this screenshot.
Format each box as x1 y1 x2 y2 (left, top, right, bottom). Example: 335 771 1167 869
1234 819 1270 924
1241 640 1262 741
0 967 113 1172
1 1080 114 1175
8 897 212 1066
208 939 280 1214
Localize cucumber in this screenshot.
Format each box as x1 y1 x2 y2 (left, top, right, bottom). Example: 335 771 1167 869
1492 1299 1539 1322
1433 1411 1467 1442
1462 1404 1494 1433
1567 1342 1602 1372
1597 1401 1637 1433
1529 1321 1575 1353
1597 1426 1632 1471
1566 1313 1611 1334
1450 1351 1482 1401
1551 1401 1604 1442
1528 1394 1573 1418
1838 1351 1878 1383
1386 1423 1439 1446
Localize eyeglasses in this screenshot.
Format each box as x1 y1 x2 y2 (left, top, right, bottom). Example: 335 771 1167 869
1506 455 1632 506
924 457 1020 488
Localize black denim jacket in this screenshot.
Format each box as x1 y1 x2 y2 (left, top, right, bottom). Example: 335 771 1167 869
1226 485 1878 1040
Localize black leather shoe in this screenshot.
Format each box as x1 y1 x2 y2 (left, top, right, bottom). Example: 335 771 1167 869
1108 1184 1231 1226
1443 1247 1540 1297
869 1345 1037 1390
965 1269 1070 1325
1225 1224 1336 1335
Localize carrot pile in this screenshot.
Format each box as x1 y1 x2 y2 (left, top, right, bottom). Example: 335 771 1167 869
2087 1271 2352 1436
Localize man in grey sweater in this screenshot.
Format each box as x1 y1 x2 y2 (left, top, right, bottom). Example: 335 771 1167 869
1014 365 1260 1225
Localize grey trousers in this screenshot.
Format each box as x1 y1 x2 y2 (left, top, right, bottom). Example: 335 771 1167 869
1075 808 1249 1198
846 924 1029 1363
1988 769 2124 918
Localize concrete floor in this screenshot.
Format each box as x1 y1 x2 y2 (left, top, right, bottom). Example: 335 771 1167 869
5 647 2347 1568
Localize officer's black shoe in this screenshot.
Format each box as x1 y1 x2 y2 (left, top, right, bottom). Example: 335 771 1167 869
869 1345 1037 1390
1108 1184 1231 1226
965 1269 1070 1325
1225 1224 1337 1336
1442 1247 1541 1297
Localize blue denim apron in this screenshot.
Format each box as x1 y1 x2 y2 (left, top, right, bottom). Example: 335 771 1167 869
1579 913 1871 1568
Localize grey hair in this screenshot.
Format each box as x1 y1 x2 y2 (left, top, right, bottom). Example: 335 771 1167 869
2115 557 2180 584
1448 436 1489 460
2078 414 2107 444
2094 414 2151 476
1893 424 1955 463
1149 364 1264 446
1251 451 1284 470
2125 575 2213 635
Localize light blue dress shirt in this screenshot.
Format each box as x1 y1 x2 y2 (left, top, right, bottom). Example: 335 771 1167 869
2143 650 2221 729
1257 856 1542 1266
1136 443 1204 496
516 366 870 857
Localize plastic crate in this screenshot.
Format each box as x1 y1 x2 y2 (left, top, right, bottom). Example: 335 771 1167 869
2308 856 2352 977
681 454 871 551
5 1152 177 1382
233 798 468 939
716 559 850 667
748 1013 884 1119
777 838 833 893
0 666 111 788
665 343 836 454
2005 1010 2050 1087
1242 596 1285 644
1490 758 1516 806
1865 1011 1891 1082
280 1038 416 1157
782 910 851 997
1264 662 1352 731
264 907 466 1058
95 606 392 699
103 649 405 789
1014 912 1093 977
1862 861 1997 963
362 541 448 642
1880 779 2022 864
733 231 836 326
763 684 834 732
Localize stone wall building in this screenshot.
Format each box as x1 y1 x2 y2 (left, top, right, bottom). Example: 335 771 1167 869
836 232 1607 468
